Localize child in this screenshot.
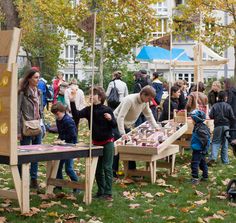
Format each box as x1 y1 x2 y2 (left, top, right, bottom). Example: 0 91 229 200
70 86 117 201
208 91 235 165
190 109 210 185
51 102 79 191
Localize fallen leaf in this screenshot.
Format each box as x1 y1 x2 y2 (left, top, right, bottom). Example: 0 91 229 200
194 199 207 205
217 210 227 216
47 212 59 217
143 192 154 198
216 195 227 200
167 216 176 220
78 206 84 212
129 203 140 209
197 217 204 223
203 214 224 222
228 202 236 207
203 207 210 212
195 190 205 197
0 217 7 223
221 178 230 186
155 192 165 197
64 214 77 220
21 207 41 217
38 193 56 200
144 208 153 214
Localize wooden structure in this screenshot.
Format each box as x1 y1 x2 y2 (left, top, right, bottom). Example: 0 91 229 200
115 121 187 183
0 28 102 214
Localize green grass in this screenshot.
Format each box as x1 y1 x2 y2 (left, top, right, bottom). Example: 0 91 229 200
1 112 236 222
1 144 236 223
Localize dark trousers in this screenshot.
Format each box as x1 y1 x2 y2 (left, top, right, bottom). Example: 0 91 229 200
191 150 208 179
96 142 114 196
150 106 158 121
135 113 146 127
112 127 136 176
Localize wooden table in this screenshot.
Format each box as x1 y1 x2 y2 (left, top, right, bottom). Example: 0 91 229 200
116 122 187 183
0 144 102 213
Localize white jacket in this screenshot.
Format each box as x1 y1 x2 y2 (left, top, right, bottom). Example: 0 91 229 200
106 79 128 102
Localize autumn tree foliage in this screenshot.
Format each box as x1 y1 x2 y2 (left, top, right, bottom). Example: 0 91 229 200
173 0 236 79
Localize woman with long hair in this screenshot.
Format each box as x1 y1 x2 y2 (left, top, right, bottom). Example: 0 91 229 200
18 68 43 189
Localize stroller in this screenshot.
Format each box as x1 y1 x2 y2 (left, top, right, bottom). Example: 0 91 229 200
225 129 236 201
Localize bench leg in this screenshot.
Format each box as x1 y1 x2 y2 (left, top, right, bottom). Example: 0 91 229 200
170 154 176 175
21 164 30 213
46 160 60 194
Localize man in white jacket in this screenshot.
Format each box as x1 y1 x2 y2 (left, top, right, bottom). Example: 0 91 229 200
113 85 158 173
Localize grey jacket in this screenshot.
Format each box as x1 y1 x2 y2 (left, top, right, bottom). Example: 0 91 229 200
18 88 43 134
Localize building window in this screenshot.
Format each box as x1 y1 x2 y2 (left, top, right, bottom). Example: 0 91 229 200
155 1 168 14
175 72 194 86
65 45 78 63
153 18 168 37
66 30 77 39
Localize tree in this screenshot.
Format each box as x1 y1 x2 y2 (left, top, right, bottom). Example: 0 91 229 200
173 0 236 79
0 0 20 29
35 0 160 86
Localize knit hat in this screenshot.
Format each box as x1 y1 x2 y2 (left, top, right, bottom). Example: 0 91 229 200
190 109 206 123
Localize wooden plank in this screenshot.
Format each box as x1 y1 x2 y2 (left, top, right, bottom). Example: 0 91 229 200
0 189 18 200
21 163 30 214
46 160 60 194
47 178 85 190
0 30 13 56
10 64 18 165
84 157 98 205
11 165 22 207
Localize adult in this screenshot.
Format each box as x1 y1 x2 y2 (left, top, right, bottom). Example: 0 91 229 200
113 86 158 172
133 71 149 126
208 80 221 108
64 78 86 124
52 72 66 104
224 78 236 139
159 85 181 122
185 82 208 114
174 80 187 110
151 72 163 121
106 70 128 110
18 69 43 189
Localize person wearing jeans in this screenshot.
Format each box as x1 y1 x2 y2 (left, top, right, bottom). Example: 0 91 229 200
51 102 79 192
208 91 235 165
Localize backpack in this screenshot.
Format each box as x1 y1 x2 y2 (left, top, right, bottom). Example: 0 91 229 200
46 85 54 102
107 81 120 108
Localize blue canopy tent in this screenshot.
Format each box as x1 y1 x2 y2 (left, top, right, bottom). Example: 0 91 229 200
136 46 192 63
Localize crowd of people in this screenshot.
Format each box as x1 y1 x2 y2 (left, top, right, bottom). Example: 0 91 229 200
17 67 236 197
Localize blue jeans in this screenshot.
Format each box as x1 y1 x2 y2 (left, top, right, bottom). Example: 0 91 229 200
209 126 229 163
20 132 42 180
56 159 78 182
191 150 208 179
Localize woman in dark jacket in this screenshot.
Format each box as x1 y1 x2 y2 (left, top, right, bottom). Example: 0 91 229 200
159 86 181 122
18 68 43 189
208 80 221 108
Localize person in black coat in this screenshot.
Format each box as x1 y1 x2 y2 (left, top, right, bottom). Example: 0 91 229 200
159 85 181 122
70 86 117 200
224 78 236 139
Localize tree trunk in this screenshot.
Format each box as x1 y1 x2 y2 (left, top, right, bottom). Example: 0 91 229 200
0 0 20 29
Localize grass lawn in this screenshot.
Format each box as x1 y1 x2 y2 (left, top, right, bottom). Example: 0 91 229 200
1 120 236 222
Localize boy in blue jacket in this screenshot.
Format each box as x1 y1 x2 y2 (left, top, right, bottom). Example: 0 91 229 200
190 109 210 185
51 102 79 191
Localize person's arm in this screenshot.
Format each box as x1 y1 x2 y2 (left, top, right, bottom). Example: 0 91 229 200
116 100 132 135
209 105 215 119
65 119 78 143
104 110 117 128
64 89 71 111
142 103 158 128
106 81 113 97
124 84 129 97
197 125 210 149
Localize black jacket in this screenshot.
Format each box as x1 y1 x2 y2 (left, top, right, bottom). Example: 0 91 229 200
159 97 179 122
226 87 236 117
209 101 235 127
133 78 148 93
208 90 218 107
71 102 117 142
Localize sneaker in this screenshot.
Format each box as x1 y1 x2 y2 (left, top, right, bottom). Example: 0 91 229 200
93 193 104 199
207 160 216 167
30 179 38 189
200 177 208 182
191 178 199 185
103 194 113 201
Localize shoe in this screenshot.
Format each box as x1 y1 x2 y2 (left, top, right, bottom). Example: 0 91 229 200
200 177 208 182
93 193 104 199
103 194 113 201
30 179 38 189
207 160 216 167
191 178 199 185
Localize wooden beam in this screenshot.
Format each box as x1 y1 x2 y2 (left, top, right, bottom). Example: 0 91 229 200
47 178 85 190
0 189 18 200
